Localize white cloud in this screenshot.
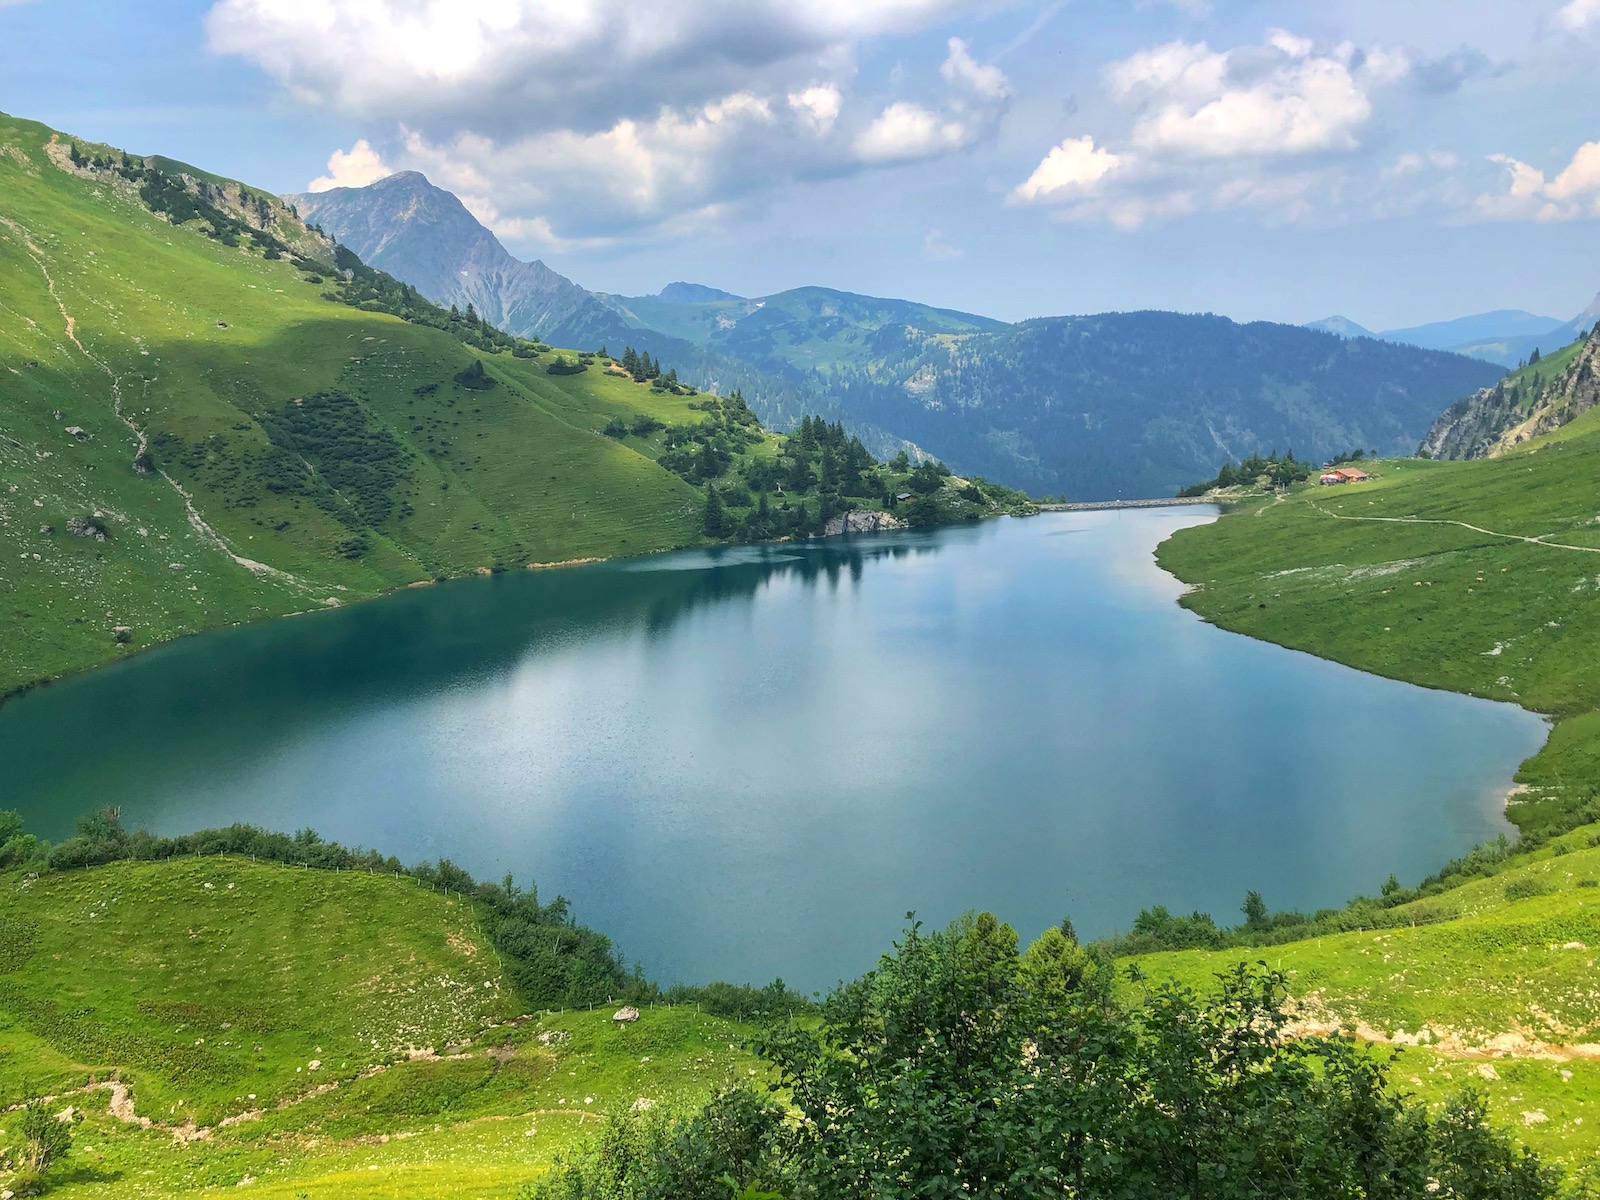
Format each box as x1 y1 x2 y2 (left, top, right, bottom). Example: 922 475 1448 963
1110 31 1407 161
1011 136 1123 202
307 139 393 191
851 42 1008 166
1555 0 1600 31
1012 28 1417 230
1477 140 1600 221
788 85 843 135
941 37 1010 100
211 0 1013 243
922 228 963 260
396 92 778 235
854 102 969 163
205 0 1001 131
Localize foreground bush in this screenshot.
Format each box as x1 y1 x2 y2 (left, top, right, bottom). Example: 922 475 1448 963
537 914 1559 1199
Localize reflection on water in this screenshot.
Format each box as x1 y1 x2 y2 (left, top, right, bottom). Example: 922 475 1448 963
0 511 1547 990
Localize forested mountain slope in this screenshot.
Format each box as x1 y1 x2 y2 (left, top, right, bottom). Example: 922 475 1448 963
826 312 1503 499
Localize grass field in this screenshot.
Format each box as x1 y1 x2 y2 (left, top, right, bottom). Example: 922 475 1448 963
0 111 720 699
1135 823 1600 1175
1157 389 1600 837
0 857 761 1198
1149 369 1600 1177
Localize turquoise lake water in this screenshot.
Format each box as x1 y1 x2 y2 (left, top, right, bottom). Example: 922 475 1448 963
0 509 1547 990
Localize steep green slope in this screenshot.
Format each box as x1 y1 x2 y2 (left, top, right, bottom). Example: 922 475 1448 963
1135 825 1600 1169
0 855 761 1199
5 114 1000 699
1158 346 1600 838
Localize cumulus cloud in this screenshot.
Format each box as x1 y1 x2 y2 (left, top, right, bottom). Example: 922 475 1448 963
854 102 969 162
210 0 1012 243
788 84 843 135
307 139 394 191
1011 28 1416 229
1554 0 1600 31
1010 136 1123 202
941 36 1010 100
1477 141 1600 221
205 0 1000 133
1108 30 1407 160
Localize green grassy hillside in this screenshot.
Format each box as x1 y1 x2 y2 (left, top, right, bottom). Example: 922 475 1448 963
0 856 759 1199
1 113 1023 701
1136 824 1600 1172
0 112 716 696
1158 373 1600 839
1148 347 1600 1174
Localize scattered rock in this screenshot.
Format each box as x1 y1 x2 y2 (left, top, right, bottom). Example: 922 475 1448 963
613 1006 641 1026
112 626 132 644
537 1030 571 1047
1523 1110 1549 1126
822 510 906 537
631 1097 654 1112
65 425 92 442
1477 1064 1499 1081
38 524 53 535
65 515 109 541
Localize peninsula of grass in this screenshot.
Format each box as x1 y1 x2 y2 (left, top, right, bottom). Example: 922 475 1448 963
1157 389 1600 842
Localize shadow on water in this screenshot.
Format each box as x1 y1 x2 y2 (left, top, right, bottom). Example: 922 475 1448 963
0 528 953 836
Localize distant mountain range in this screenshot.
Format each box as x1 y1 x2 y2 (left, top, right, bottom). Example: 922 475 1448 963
1307 302 1600 368
293 172 1507 500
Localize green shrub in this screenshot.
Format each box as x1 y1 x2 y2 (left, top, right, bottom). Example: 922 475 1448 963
1504 876 1554 902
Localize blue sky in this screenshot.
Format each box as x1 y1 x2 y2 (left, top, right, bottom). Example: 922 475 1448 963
4 0 1599 329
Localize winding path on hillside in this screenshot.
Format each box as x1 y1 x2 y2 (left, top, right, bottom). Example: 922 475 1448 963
0 212 319 591
1309 500 1600 555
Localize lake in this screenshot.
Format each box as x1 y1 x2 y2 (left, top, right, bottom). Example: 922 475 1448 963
0 509 1547 991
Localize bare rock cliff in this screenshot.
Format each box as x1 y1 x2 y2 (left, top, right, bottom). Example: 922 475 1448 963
1421 325 1600 459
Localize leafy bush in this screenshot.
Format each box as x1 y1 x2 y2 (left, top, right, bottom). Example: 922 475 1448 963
542 916 1559 1200
528 1086 788 1200
1504 876 1555 902
13 1100 78 1182
259 391 411 525
455 360 499 390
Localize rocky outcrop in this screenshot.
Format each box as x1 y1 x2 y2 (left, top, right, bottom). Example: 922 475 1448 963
823 510 906 537
1421 325 1600 459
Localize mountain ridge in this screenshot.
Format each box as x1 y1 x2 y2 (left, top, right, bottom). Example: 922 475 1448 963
297 172 1506 499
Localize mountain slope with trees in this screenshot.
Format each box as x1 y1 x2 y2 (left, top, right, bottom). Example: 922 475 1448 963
0 113 1002 699
822 312 1502 499
292 173 1505 500
290 174 905 445
1421 327 1599 459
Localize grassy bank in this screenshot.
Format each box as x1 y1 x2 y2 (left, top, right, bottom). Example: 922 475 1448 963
1134 823 1600 1175
0 855 762 1198
1157 397 1600 840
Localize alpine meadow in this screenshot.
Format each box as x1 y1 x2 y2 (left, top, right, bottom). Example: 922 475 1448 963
6 2 1600 1197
